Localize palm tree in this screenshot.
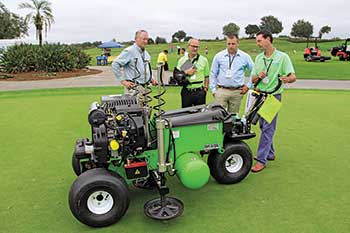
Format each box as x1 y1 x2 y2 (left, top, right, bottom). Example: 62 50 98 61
0 2 7 12
18 0 54 46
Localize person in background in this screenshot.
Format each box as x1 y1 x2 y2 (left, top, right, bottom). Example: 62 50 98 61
157 50 169 71
103 48 111 57
177 45 181 55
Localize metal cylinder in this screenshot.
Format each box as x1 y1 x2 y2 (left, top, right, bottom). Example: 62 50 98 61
175 152 210 189
88 102 106 127
156 119 166 173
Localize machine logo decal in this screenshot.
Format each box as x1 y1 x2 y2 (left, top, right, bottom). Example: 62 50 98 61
207 123 219 131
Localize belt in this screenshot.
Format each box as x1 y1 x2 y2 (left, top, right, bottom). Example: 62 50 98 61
185 87 203 92
218 85 243 90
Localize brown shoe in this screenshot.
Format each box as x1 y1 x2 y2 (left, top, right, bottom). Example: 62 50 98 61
251 162 266 172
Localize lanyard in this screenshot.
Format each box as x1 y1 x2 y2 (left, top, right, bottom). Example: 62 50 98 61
139 50 150 82
228 54 236 69
190 54 200 65
263 58 273 76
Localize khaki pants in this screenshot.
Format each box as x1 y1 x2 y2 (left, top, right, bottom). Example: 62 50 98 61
215 88 243 113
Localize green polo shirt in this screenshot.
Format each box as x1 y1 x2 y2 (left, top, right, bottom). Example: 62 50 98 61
252 49 295 95
177 54 210 89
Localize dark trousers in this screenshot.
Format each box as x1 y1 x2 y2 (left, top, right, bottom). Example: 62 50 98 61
181 87 206 108
164 62 169 71
256 94 282 165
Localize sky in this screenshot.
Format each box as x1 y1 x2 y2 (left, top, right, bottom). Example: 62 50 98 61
2 0 350 44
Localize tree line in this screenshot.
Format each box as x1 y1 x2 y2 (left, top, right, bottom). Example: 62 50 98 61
148 16 332 44
221 15 331 39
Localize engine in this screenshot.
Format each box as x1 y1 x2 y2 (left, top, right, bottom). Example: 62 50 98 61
74 94 149 172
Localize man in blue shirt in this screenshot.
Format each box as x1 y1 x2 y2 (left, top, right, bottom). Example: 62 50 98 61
209 34 254 113
112 30 157 104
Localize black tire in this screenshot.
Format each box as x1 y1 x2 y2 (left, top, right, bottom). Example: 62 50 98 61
69 168 130 227
72 153 82 176
208 141 252 184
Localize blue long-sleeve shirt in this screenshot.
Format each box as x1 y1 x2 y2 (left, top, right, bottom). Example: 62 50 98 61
112 44 152 84
209 49 254 93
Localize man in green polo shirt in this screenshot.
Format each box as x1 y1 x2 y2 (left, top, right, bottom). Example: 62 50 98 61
176 38 210 108
251 30 296 173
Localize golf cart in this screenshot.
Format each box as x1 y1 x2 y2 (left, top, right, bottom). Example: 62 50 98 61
303 37 331 62
331 38 350 61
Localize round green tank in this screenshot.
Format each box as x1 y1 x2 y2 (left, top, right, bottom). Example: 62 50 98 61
174 152 210 189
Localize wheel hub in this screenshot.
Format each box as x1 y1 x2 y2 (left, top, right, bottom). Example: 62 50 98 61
225 154 243 173
87 191 114 215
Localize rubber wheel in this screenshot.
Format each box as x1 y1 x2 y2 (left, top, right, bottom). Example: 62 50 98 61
68 168 130 227
208 141 252 184
72 153 82 176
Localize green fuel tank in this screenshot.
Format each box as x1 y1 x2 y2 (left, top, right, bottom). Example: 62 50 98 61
174 152 210 189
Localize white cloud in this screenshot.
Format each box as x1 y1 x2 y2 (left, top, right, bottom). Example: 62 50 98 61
2 0 349 44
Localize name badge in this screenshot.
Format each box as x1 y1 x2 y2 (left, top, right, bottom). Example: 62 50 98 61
262 77 269 84
225 70 233 78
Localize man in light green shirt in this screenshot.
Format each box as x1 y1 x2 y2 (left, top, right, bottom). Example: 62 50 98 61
176 38 210 108
251 30 296 173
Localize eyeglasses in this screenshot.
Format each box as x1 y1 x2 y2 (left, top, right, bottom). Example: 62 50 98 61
190 45 199 49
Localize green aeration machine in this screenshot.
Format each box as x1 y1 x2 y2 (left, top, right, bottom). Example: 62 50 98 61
68 67 257 228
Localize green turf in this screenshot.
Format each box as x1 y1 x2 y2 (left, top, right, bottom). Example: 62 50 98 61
86 39 350 80
0 87 350 233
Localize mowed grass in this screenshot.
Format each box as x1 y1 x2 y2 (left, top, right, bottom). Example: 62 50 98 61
85 39 350 80
0 87 350 233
